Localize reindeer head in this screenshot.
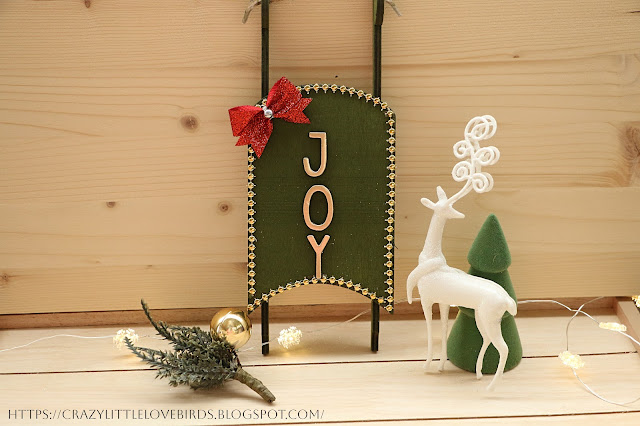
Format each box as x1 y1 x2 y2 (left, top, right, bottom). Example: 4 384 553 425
422 115 501 220
421 186 465 220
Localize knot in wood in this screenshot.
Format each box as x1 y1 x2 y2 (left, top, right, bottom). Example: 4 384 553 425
218 202 230 214
180 115 199 132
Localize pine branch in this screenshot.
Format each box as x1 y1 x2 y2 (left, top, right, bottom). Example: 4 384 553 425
141 301 212 353
127 302 274 402
125 337 163 361
140 299 183 345
235 368 276 403
127 337 234 387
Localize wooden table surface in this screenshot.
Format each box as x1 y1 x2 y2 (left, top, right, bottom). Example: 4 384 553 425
2 308 640 425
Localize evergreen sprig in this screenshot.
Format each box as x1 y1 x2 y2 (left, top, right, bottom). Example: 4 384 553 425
126 299 275 402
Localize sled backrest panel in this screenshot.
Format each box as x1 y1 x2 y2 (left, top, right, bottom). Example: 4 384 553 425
248 88 395 313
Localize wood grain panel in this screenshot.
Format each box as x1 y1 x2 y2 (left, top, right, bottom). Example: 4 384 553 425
616 298 640 352
0 198 245 268
0 0 638 315
2 1 637 71
2 355 639 424
1 58 637 199
0 298 616 330
2 188 638 313
1 313 638 424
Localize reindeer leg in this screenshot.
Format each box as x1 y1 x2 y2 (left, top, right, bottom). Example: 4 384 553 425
486 317 508 391
421 298 433 371
438 303 450 371
475 309 491 380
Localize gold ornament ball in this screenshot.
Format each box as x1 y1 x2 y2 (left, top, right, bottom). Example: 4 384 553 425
210 308 252 348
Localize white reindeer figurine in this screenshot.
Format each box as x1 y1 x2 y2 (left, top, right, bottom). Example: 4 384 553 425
407 115 517 391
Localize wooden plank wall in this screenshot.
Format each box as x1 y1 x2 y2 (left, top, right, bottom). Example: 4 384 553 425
0 0 639 315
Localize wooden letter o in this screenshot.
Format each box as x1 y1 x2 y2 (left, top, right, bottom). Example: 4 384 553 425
303 185 334 231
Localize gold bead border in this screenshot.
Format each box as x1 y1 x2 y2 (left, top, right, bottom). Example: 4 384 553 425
246 83 395 314
248 276 393 313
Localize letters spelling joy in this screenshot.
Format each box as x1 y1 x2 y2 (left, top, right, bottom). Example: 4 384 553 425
302 132 332 279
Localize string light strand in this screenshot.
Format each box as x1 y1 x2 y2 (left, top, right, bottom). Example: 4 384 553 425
0 332 161 354
238 305 371 352
562 298 640 406
0 334 115 353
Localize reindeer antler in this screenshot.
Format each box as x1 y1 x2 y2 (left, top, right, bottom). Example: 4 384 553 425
447 115 500 204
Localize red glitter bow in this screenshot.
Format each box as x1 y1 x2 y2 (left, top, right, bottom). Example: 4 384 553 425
229 77 312 158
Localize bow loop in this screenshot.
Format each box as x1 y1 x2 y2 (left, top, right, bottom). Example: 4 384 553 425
229 77 312 158
229 105 262 137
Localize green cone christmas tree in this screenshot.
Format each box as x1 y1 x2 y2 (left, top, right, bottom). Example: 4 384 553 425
447 214 522 374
